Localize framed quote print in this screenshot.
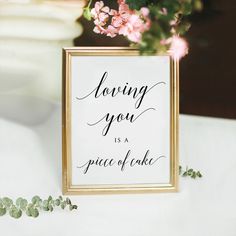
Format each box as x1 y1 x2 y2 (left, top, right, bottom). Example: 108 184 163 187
62 47 179 194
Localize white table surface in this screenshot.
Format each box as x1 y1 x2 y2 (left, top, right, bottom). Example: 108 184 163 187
0 106 236 236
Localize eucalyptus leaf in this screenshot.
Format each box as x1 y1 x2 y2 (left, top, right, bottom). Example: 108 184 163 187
26 208 32 217
183 172 188 177
30 208 39 218
66 198 71 205
20 199 28 210
0 207 6 216
9 207 22 219
43 206 49 211
48 196 53 202
48 205 53 212
69 205 78 211
55 199 60 206
16 197 23 207
69 205 73 211
43 200 49 208
32 196 41 205
61 202 66 210
2 197 13 208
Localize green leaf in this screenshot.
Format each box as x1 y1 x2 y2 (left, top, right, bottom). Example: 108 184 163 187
48 196 53 202
26 208 32 217
20 199 28 210
192 172 197 179
16 198 23 207
69 205 73 211
2 197 13 208
16 198 28 210
0 207 7 216
179 165 182 174
55 199 60 206
42 200 49 211
183 171 188 177
48 205 53 212
32 196 41 205
83 7 92 21
69 205 78 211
43 206 49 211
196 171 202 178
43 200 49 208
30 208 39 218
188 169 193 175
66 198 71 205
61 201 66 210
9 207 22 219
15 209 22 219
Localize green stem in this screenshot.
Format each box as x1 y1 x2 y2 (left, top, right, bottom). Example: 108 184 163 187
87 0 92 8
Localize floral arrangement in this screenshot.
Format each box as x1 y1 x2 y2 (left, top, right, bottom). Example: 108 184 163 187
83 0 203 59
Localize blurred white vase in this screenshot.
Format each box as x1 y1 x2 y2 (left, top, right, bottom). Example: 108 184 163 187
0 0 85 124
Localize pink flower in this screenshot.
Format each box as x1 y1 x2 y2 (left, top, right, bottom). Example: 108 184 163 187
168 36 188 60
140 7 150 17
120 14 146 43
91 1 110 26
90 0 151 43
106 25 118 38
93 25 105 34
111 2 131 28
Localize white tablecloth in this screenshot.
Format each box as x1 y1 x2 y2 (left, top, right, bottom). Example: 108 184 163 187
0 106 236 236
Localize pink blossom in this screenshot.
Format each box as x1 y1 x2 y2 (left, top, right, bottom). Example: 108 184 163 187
140 7 150 17
90 0 151 43
120 14 146 42
93 25 105 34
106 25 118 37
168 36 188 60
91 1 110 26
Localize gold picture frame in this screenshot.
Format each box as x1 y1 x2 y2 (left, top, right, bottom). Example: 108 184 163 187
62 47 179 195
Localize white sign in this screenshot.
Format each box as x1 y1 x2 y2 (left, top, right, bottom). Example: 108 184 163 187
62 47 178 194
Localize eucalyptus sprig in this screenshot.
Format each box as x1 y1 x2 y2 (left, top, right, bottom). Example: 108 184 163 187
179 165 202 179
0 196 77 219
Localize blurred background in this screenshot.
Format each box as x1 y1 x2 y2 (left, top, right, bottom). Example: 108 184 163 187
0 0 235 125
